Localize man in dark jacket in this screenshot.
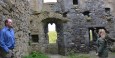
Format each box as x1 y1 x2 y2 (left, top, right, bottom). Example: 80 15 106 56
96 29 109 58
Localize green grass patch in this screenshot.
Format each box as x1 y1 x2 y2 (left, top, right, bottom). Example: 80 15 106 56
48 31 57 43
23 51 49 58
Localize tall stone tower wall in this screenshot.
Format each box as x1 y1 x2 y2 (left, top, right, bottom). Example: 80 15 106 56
0 0 30 58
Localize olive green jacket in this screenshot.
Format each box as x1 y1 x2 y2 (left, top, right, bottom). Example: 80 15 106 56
96 37 108 58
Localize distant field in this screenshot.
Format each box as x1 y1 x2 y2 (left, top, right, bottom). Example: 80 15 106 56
48 31 57 43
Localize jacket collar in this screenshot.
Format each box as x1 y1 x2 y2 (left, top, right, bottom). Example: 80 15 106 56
4 26 11 31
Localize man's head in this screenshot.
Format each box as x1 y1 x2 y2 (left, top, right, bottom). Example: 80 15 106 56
98 29 106 39
5 19 13 28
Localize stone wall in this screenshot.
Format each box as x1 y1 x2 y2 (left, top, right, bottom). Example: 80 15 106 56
29 0 115 55
64 0 115 53
1 0 115 57
29 0 43 14
104 0 115 17
0 0 30 58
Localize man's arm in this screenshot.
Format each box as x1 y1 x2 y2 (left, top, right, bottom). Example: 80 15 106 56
0 30 9 53
98 40 105 56
106 36 115 42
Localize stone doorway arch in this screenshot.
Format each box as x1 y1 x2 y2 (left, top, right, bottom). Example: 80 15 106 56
42 18 65 54
39 12 69 55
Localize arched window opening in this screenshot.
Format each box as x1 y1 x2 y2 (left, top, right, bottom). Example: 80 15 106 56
48 23 57 43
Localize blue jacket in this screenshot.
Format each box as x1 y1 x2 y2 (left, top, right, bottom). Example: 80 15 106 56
0 26 15 53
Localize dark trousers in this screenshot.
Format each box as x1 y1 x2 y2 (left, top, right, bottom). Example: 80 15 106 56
0 47 14 58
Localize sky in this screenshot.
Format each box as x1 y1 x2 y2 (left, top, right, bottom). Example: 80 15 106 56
48 23 56 31
44 0 57 3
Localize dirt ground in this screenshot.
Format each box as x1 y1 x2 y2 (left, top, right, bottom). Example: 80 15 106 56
48 51 115 58
48 54 67 58
89 51 115 58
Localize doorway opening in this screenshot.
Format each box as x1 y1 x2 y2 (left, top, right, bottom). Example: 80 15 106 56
88 27 106 50
42 18 65 54
47 23 58 54
48 23 57 43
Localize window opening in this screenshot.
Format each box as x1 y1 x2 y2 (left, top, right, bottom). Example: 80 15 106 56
73 0 78 5
44 0 57 3
31 35 39 42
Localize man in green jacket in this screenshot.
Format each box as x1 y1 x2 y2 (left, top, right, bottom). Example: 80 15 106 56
96 29 108 58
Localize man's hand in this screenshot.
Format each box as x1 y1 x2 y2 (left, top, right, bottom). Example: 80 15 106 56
6 50 13 58
8 50 12 53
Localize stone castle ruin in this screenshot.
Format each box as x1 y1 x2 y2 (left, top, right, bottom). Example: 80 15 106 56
0 0 115 58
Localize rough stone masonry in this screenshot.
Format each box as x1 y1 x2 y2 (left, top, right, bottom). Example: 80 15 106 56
28 0 115 55
0 0 115 58
0 0 30 58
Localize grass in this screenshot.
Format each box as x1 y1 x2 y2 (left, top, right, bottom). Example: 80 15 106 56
23 51 49 58
48 31 57 43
